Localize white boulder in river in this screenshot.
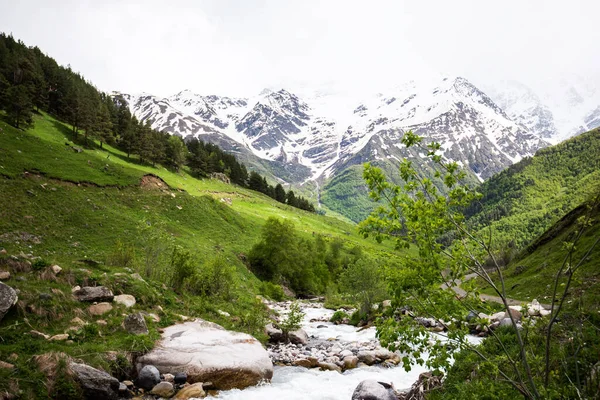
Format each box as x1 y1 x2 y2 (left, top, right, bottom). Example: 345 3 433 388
137 319 273 390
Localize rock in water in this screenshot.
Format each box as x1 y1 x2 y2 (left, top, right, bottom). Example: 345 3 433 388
136 319 273 390
70 362 120 400
352 380 397 400
0 282 18 322
74 286 114 302
137 365 160 390
124 312 148 335
174 382 205 399
151 381 175 397
174 372 187 384
265 323 283 342
288 328 308 345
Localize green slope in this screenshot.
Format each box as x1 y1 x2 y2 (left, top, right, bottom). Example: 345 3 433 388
467 128 600 248
0 112 410 397
478 199 600 311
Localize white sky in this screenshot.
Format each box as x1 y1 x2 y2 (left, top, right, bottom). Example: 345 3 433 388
1 0 599 98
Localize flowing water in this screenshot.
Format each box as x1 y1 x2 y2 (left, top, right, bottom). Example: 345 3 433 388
218 303 480 400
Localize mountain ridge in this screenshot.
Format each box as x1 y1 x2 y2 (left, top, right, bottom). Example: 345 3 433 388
118 76 556 187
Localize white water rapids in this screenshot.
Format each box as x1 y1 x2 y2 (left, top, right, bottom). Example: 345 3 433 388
217 303 481 400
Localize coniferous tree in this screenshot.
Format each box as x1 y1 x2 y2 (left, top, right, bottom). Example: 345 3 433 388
165 135 187 171
274 184 287 203
96 102 114 148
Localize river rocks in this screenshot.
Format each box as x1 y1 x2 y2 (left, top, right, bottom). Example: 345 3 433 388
173 382 205 399
137 365 161 390
318 361 342 372
265 323 283 342
70 362 120 400
357 350 377 366
498 317 523 330
0 271 10 280
136 319 273 390
74 286 114 302
174 372 187 384
343 355 359 369
491 311 507 322
507 307 522 321
352 380 397 400
527 299 542 317
0 282 18 322
288 328 308 345
114 294 136 308
124 312 148 335
89 302 113 316
293 358 314 368
151 381 175 397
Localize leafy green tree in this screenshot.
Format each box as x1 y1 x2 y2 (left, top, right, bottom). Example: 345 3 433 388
359 130 600 399
339 258 387 315
278 302 305 341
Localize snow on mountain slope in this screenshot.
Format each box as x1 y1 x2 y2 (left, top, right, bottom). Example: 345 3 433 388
485 78 600 143
119 76 550 184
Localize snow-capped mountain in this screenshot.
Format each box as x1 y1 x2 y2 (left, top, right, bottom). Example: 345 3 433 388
485 78 600 143
120 76 550 187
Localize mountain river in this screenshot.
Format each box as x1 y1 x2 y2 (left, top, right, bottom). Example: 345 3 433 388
218 302 482 400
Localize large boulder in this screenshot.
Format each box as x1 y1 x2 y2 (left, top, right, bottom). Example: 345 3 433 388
70 362 120 400
74 286 114 302
352 380 397 400
136 319 273 390
0 282 18 322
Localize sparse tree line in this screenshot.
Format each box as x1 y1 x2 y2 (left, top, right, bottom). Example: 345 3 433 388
0 33 315 212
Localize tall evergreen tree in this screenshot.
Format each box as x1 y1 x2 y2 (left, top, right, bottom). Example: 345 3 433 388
274 184 287 203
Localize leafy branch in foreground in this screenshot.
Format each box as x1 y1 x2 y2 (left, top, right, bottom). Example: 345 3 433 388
359 130 600 399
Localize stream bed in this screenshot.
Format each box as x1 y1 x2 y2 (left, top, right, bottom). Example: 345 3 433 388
218 302 469 400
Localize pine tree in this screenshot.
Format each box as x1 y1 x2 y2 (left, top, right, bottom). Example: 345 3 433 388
274 184 287 203
96 102 114 148
5 84 33 128
165 135 186 171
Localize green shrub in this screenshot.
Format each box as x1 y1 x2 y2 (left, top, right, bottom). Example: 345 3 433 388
349 310 366 326
32 258 50 271
259 281 285 301
279 302 305 340
106 240 135 268
169 246 196 292
330 310 349 323
188 256 235 300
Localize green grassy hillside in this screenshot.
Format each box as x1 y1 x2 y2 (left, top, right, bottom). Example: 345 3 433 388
477 198 600 311
466 128 600 248
0 111 410 397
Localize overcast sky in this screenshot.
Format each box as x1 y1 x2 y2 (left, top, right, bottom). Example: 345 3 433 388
1 0 599 98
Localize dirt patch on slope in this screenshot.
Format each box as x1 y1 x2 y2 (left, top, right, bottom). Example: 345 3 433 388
140 174 169 191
